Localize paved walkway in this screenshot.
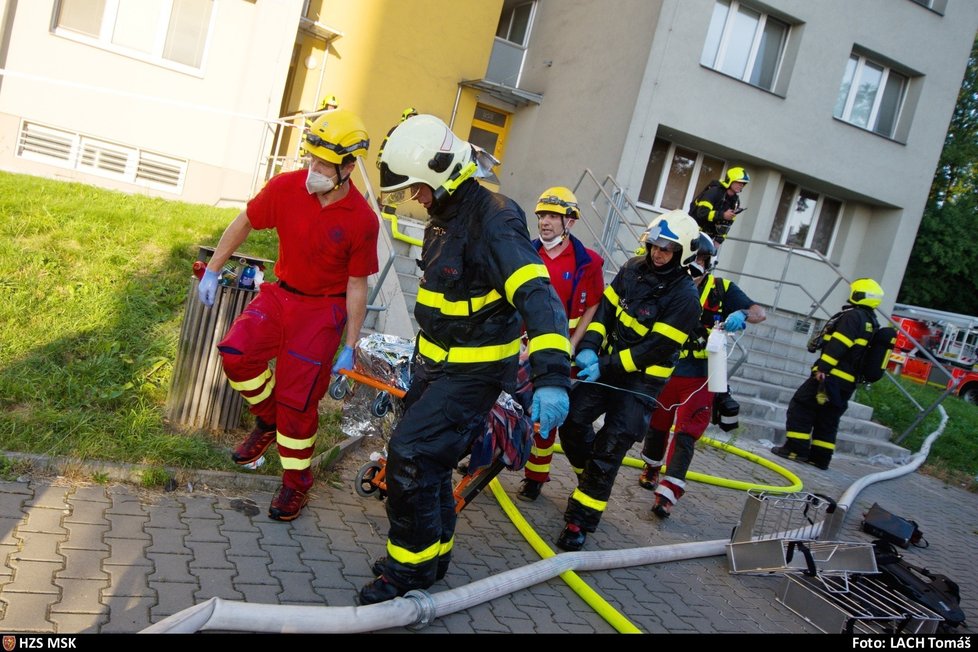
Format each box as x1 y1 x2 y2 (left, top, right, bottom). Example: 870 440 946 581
0 426 975 634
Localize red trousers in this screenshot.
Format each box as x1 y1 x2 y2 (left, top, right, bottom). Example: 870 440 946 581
217 283 346 491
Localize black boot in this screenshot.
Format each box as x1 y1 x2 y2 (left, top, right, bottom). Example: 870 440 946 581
358 575 407 605
371 556 448 581
517 478 543 502
556 524 586 551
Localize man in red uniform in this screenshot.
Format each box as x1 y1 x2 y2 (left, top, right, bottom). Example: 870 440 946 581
197 109 379 521
517 186 604 502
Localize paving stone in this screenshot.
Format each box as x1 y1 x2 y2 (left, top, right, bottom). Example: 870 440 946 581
274 571 321 604
293 534 343 561
148 581 198 620
192 568 244 601
0 480 31 495
56 549 109 580
177 495 220 519
104 489 146 516
305 559 357 591
0 591 58 632
27 485 70 510
103 538 151 566
60 522 109 551
147 553 195 584
215 505 261 533
13 531 65 562
0 517 25 546
223 529 266 557
185 541 235 569
228 556 277 586
64 499 110 525
235 583 283 605
3 559 62 593
51 578 110 613
49 612 108 633
19 506 68 534
100 596 155 632
252 521 300 547
145 526 190 555
264 544 306 573
104 513 150 540
101 564 155 598
144 505 184 531
182 517 226 543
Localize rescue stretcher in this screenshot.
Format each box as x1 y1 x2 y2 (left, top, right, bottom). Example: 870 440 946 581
328 334 536 514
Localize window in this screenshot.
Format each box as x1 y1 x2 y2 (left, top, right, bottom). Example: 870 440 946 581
768 182 841 255
467 105 509 184
54 0 215 71
486 1 536 86
834 53 908 138
638 138 726 212
700 0 789 91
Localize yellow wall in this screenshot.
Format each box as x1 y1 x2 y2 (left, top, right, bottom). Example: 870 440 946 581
303 0 503 211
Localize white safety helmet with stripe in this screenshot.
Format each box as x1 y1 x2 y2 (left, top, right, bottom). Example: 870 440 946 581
639 209 701 267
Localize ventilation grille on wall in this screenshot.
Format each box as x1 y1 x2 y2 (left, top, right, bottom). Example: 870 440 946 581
17 121 187 193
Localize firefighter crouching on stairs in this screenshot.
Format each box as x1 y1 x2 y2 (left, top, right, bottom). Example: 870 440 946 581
517 186 605 504
197 109 378 522
555 210 702 552
360 114 572 604
638 233 766 517
772 278 885 470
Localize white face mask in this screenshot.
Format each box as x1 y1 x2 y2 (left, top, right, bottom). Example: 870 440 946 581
540 234 566 250
305 169 337 195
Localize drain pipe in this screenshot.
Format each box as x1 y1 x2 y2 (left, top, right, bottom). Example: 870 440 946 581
142 407 948 634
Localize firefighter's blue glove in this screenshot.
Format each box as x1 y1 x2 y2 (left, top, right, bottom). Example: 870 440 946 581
724 310 747 332
575 348 598 370
331 345 355 375
198 270 219 307
577 363 601 383
532 386 568 439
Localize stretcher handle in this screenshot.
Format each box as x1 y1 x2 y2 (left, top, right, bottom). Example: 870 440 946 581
337 368 407 399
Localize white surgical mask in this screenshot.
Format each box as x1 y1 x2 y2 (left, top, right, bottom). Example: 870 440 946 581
305 169 337 195
541 234 566 250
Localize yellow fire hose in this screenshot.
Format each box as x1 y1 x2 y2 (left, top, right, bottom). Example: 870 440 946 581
489 437 801 633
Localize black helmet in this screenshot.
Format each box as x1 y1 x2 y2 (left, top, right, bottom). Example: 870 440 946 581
689 233 718 279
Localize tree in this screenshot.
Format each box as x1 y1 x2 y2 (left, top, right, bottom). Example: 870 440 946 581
898 32 978 313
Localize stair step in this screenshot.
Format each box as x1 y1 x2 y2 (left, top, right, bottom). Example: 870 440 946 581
727 377 875 421
731 396 890 441
719 416 910 462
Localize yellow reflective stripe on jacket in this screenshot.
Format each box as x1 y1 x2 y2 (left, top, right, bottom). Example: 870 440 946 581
820 353 840 366
695 199 716 222
616 306 650 337
571 488 607 513
504 263 550 305
586 320 607 339
228 368 272 392
439 537 454 556
825 331 854 348
830 368 856 382
527 333 572 357
652 320 689 345
416 287 503 317
387 539 440 566
277 431 316 451
569 316 581 330
643 364 673 379
619 349 638 373
418 334 521 364
243 376 276 405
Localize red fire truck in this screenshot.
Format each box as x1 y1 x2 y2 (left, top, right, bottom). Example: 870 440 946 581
888 303 978 404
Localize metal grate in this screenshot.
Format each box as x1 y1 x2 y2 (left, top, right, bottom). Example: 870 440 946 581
793 318 814 334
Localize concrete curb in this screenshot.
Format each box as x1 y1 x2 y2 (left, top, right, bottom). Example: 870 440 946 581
0 433 367 493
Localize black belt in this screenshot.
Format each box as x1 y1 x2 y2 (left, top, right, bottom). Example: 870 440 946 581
279 280 346 298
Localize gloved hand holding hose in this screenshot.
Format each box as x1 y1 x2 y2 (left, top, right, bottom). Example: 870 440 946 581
531 386 569 439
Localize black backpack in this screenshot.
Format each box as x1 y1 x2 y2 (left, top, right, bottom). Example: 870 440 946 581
859 325 896 383
872 540 966 630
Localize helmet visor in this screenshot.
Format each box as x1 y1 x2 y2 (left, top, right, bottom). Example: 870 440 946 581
536 194 578 216
305 133 369 158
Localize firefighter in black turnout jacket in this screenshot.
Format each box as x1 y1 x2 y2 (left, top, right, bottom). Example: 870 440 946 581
555 210 702 551
361 115 572 603
772 278 885 470
689 166 749 245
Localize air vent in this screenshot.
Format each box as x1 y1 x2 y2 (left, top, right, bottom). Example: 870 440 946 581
793 319 814 335
17 120 186 193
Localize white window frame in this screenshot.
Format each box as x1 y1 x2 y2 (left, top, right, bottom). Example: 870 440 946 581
637 139 730 214
768 182 842 256
700 0 789 92
834 53 908 139
53 0 216 76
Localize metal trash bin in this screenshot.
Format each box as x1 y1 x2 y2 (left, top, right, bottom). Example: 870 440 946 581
166 246 273 431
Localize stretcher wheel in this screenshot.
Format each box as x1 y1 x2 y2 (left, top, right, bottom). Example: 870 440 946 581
355 460 384 498
328 376 348 400
371 392 392 418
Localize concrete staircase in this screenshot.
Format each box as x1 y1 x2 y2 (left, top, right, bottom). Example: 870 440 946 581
720 309 911 462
